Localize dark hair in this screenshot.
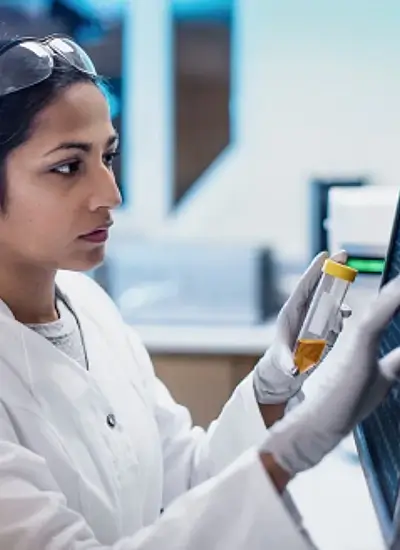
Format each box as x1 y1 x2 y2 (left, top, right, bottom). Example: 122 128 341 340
0 38 101 210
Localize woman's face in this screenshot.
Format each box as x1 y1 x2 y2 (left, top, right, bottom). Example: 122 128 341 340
0 82 122 272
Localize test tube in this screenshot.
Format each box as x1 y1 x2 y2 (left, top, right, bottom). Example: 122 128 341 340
293 259 358 374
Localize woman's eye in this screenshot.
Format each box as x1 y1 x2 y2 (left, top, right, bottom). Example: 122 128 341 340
50 151 119 176
103 150 120 169
52 161 81 176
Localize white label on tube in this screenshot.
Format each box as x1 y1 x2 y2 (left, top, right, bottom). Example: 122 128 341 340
308 292 336 336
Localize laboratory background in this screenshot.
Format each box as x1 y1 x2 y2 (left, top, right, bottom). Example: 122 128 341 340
1 1 400 548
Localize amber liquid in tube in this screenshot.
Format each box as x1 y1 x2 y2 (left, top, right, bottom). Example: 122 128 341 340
294 339 327 374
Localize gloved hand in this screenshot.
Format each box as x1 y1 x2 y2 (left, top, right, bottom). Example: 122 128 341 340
253 251 351 405
261 273 400 476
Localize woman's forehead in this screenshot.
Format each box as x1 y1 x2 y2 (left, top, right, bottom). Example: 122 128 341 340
28 83 113 147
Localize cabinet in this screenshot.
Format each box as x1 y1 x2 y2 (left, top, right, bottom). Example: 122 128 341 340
151 353 259 428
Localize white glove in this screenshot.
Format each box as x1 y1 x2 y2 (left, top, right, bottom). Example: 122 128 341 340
261 273 400 476
253 251 351 405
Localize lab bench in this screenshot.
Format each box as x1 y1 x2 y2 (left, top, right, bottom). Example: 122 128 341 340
134 321 276 427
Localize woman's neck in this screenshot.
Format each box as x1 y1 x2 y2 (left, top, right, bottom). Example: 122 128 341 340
0 264 58 324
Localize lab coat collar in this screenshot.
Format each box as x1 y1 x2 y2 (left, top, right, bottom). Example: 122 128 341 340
0 273 149 406
0 297 15 319
0 286 92 401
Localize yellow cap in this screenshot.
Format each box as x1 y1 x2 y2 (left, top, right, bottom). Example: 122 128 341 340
322 259 358 283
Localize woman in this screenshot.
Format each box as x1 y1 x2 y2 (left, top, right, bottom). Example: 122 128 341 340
0 35 399 550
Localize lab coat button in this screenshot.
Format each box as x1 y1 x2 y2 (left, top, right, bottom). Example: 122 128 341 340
106 413 116 428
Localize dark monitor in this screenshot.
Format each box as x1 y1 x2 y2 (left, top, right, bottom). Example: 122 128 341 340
354 190 400 549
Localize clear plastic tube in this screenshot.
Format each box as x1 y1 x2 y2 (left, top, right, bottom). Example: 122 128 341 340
293 259 358 374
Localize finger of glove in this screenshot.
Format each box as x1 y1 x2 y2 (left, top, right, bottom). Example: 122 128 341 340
278 252 328 342
273 343 299 378
330 250 348 264
380 346 400 381
354 354 400 425
340 304 352 319
286 252 328 310
361 275 400 342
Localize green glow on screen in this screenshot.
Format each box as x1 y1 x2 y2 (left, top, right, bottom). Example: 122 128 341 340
347 258 385 274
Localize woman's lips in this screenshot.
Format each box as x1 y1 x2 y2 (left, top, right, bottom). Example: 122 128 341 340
79 228 109 244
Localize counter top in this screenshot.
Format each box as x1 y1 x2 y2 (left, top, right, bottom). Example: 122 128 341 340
133 320 277 355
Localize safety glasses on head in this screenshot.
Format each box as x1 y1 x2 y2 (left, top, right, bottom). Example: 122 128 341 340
0 34 97 97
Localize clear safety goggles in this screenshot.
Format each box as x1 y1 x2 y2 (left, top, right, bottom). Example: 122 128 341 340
0 34 97 97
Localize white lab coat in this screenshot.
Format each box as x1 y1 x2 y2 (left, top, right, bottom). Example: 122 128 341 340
0 271 310 549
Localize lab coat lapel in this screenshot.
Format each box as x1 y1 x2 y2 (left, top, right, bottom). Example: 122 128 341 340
56 276 154 411
0 298 95 404
56 279 164 525
0 287 162 531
